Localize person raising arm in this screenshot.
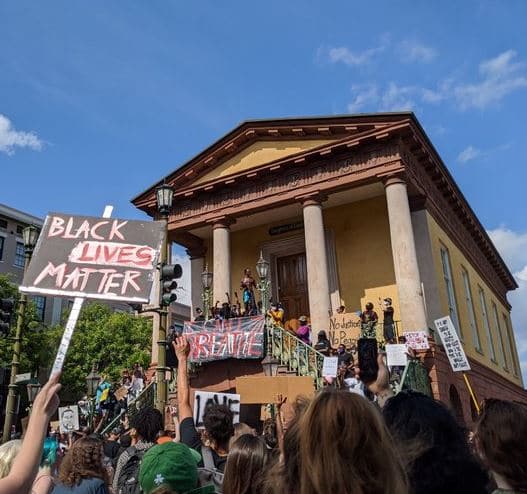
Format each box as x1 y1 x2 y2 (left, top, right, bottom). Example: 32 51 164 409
0 373 61 494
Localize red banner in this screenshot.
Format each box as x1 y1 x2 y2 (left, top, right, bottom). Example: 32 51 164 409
183 316 265 363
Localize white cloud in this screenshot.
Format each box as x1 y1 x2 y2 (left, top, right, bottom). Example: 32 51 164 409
380 82 417 111
347 84 379 112
323 36 389 67
398 40 437 63
347 82 417 113
454 50 527 109
0 114 44 155
457 145 481 163
488 227 527 383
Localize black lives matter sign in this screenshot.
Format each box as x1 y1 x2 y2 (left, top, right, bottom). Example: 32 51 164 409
20 213 165 303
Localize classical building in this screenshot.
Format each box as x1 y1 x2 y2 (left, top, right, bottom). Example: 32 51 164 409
133 113 526 423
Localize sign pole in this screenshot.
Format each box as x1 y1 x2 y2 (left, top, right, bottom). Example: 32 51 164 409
462 372 480 415
50 205 113 377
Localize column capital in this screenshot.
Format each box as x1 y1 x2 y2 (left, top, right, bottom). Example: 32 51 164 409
382 173 407 188
208 216 236 230
296 192 328 207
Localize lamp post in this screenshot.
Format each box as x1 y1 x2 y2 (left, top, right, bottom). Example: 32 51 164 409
201 266 213 320
85 364 100 430
26 378 42 414
155 183 173 413
257 252 279 377
3 225 39 442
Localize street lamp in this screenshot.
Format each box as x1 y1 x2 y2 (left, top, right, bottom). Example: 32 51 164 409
201 266 213 320
26 379 42 408
155 183 174 413
2 225 40 442
86 364 100 430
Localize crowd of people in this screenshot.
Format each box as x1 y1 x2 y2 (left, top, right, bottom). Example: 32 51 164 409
0 334 525 494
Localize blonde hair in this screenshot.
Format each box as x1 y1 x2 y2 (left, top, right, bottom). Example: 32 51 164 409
0 439 22 479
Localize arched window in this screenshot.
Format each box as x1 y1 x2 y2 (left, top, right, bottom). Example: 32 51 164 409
449 384 465 425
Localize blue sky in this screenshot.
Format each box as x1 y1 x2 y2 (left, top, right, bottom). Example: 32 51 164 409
2 1 527 381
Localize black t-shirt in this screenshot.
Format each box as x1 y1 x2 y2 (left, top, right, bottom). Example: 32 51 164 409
103 440 120 459
337 351 352 367
314 340 331 356
179 417 228 472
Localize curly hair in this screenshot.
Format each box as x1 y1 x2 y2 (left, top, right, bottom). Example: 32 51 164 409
129 406 164 443
203 404 234 450
58 436 105 487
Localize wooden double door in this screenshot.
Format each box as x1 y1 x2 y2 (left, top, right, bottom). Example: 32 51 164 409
277 252 310 321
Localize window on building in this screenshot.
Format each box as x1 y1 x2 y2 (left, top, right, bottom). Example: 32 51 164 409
502 314 519 376
14 242 25 268
0 219 7 230
478 288 496 362
33 296 46 321
16 225 24 235
461 268 482 352
491 302 508 371
0 236 4 261
440 247 461 336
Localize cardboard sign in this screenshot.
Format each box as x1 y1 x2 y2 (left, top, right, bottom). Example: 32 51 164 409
235 376 315 404
59 405 80 433
193 391 240 428
434 316 471 372
183 316 265 362
386 344 408 367
20 213 164 303
327 313 361 347
403 331 430 350
322 357 339 377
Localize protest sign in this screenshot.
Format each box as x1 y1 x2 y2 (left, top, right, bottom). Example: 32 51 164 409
322 357 339 377
193 391 240 428
386 344 408 367
20 212 164 303
403 331 430 350
183 316 265 362
434 316 471 372
327 313 361 347
235 376 315 404
59 405 80 434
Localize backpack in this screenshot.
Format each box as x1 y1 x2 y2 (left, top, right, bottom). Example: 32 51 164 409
197 446 224 493
117 446 146 494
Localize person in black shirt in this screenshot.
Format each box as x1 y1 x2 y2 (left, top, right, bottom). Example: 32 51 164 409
381 297 395 343
314 330 332 356
174 336 233 473
336 344 352 367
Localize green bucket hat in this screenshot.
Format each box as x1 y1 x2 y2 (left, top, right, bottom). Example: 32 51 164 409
139 442 208 494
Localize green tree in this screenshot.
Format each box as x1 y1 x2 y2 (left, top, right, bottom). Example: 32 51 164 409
0 274 48 375
45 302 152 399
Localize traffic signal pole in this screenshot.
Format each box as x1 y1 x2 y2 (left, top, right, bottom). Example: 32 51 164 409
2 251 31 443
155 215 169 413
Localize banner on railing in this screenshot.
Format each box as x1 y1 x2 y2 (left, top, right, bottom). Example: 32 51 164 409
183 316 265 362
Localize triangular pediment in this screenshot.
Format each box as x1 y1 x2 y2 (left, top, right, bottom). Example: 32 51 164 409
193 138 335 185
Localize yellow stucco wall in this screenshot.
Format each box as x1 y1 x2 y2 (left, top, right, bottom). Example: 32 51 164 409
426 213 523 386
194 139 334 185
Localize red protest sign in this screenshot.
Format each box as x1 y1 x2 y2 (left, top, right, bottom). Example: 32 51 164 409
183 316 265 363
20 213 164 303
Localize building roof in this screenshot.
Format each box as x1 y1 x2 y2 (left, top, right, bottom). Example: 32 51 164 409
0 203 43 227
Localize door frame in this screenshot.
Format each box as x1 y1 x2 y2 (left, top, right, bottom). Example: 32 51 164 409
260 231 341 312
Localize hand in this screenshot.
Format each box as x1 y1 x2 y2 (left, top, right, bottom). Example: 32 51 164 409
168 405 178 417
31 373 62 420
367 352 390 395
275 394 287 410
173 336 190 360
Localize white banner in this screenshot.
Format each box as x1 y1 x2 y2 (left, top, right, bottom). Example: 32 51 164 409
403 331 430 350
434 316 471 372
322 357 339 377
386 344 408 367
59 405 80 434
193 391 240 428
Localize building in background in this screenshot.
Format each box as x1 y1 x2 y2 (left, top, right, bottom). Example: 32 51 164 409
0 203 69 326
134 113 526 424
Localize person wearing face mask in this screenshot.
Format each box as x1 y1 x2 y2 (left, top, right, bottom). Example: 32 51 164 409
382 298 395 343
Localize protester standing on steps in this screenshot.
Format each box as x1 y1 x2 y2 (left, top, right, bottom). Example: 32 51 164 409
296 316 310 345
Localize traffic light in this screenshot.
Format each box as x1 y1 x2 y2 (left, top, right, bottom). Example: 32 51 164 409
0 299 15 336
160 263 182 306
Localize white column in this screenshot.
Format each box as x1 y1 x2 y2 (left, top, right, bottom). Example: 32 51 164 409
302 197 332 332
384 176 429 332
187 249 205 318
213 219 232 304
